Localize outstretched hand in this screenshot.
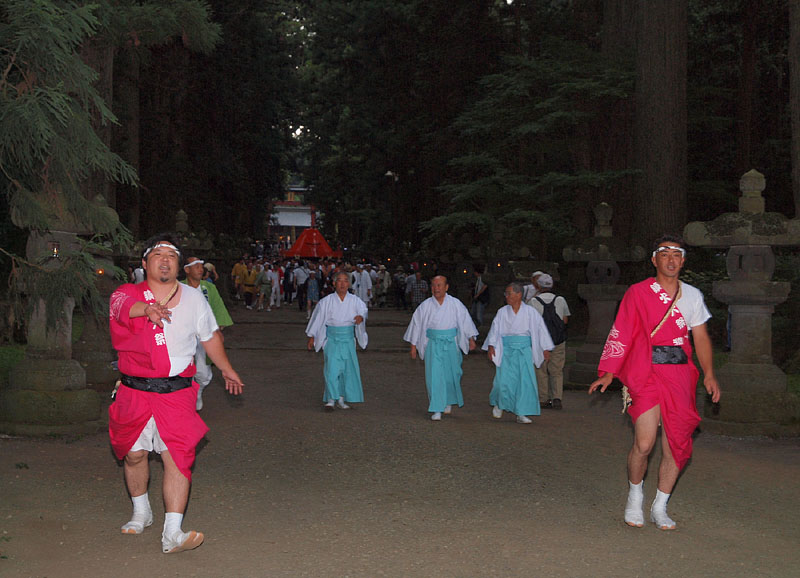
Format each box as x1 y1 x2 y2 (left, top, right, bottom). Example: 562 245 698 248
704 374 721 403
221 368 244 395
589 372 613 395
144 302 171 328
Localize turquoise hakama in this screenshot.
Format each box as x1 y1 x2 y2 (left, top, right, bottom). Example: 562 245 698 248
323 325 364 403
424 328 463 412
489 335 540 416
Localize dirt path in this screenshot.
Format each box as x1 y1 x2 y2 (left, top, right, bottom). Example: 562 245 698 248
1 305 799 577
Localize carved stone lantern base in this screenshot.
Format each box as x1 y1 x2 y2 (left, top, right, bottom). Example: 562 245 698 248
569 283 628 385
1 359 103 436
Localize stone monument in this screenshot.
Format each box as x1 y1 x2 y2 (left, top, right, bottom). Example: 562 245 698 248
684 170 800 430
563 202 646 384
1 228 102 435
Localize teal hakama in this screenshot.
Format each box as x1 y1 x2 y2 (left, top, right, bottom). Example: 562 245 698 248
424 328 464 412
489 335 540 416
323 325 364 403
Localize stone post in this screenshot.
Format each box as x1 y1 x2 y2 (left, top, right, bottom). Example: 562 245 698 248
1 230 102 435
684 170 800 430
563 203 645 384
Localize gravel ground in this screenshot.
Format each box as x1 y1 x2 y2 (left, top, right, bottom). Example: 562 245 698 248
1 304 799 577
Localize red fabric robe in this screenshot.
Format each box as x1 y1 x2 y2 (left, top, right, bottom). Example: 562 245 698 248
108 283 209 480
598 278 700 470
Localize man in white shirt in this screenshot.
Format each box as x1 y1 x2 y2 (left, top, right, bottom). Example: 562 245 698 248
293 261 310 312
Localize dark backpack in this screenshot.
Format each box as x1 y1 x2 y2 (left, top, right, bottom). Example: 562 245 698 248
535 296 566 345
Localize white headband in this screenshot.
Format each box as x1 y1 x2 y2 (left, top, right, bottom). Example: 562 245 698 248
184 259 204 268
652 246 686 258
143 242 181 259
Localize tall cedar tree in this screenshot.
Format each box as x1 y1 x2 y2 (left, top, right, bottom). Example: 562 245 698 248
0 0 136 326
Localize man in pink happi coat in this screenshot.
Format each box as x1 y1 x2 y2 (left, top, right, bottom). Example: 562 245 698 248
108 234 244 554
590 234 721 531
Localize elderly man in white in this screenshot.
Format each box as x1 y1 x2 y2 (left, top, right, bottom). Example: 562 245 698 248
404 275 478 421
306 271 368 410
483 282 553 423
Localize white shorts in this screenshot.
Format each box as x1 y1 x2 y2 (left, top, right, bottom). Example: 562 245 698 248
130 416 168 454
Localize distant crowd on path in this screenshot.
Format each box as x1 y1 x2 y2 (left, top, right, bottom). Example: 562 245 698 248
227 256 450 319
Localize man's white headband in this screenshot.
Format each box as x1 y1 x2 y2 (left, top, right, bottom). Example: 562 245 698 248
652 245 686 258
184 259 204 268
143 243 181 259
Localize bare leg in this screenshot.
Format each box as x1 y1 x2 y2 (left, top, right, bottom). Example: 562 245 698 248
657 432 680 494
123 450 150 497
624 405 659 528
627 405 660 484
651 431 679 530
161 450 189 514
160 450 204 553
121 450 153 534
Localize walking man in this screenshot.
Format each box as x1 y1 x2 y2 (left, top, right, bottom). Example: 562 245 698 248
352 263 372 306
483 282 553 423
182 256 234 411
306 271 368 410
404 275 478 421
109 234 244 553
589 234 721 530
405 270 428 311
527 273 570 410
470 266 490 326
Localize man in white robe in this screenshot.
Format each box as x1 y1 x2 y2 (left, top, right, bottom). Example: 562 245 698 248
306 271 368 410
352 263 372 306
404 275 478 421
483 282 554 423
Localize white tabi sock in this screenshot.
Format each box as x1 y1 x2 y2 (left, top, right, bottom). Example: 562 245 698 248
624 481 644 528
121 492 153 534
163 512 184 541
650 489 676 530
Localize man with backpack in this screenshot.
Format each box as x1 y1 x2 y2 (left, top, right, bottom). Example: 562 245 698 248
527 273 570 409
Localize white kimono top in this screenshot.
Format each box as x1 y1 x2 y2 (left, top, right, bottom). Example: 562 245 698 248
403 294 478 360
305 291 368 352
482 303 554 368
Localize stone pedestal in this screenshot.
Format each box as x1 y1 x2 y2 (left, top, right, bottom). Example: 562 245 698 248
708 279 793 425
1 300 103 435
563 203 645 386
684 170 800 432
569 284 628 384
0 231 103 436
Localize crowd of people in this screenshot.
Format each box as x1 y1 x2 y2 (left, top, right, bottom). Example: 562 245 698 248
227 257 441 317
109 233 721 555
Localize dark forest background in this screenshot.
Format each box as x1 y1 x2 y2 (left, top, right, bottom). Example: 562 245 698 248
4 0 799 262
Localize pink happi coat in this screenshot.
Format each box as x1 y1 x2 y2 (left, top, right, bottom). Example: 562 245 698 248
598 279 700 470
108 282 209 480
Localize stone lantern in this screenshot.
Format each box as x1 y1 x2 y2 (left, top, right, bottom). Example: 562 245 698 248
0 198 109 434
563 203 646 384
683 170 800 429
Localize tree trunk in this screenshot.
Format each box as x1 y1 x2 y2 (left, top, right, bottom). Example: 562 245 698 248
114 48 141 237
736 0 758 176
602 0 636 58
634 0 688 242
602 0 636 241
790 0 800 217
